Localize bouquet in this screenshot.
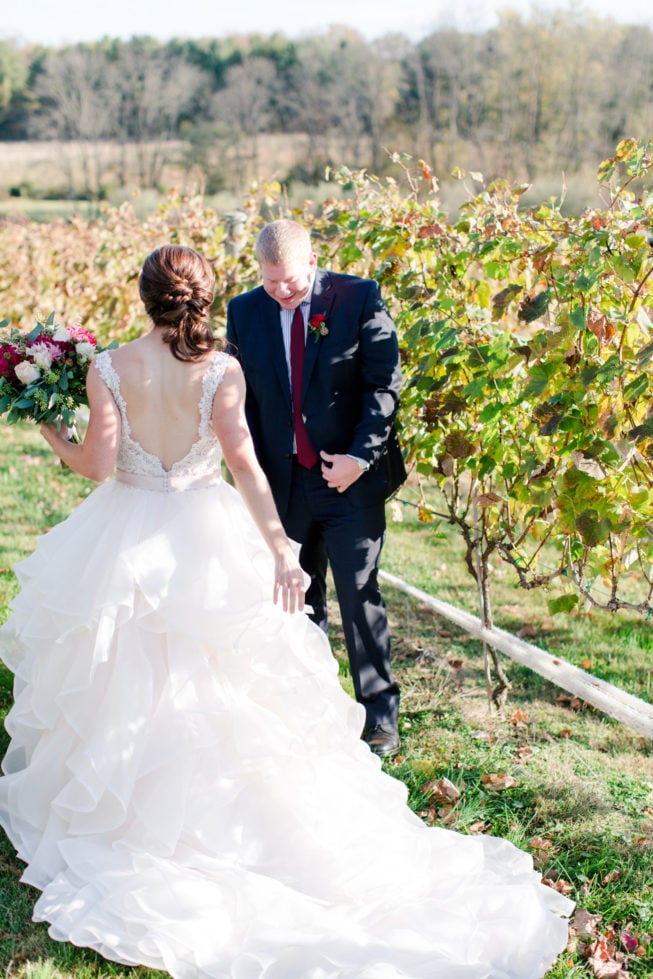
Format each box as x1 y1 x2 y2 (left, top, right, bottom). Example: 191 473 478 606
0 312 114 440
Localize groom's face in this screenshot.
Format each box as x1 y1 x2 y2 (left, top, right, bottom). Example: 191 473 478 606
260 251 317 310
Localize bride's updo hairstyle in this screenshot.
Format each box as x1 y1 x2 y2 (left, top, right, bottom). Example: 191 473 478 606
139 245 216 362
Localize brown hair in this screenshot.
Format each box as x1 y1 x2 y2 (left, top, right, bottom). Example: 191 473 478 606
138 245 216 362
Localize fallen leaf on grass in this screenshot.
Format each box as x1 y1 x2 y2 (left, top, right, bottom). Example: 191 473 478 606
543 877 574 895
581 935 629 978
481 773 518 791
417 808 437 825
602 869 621 885
528 836 553 851
573 909 603 938
542 871 574 895
422 777 461 805
557 693 585 711
620 927 640 954
468 820 488 834
436 807 459 825
557 729 572 739
516 746 534 761
510 708 529 727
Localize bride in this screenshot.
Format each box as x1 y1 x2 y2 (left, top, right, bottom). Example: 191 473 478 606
0 245 572 978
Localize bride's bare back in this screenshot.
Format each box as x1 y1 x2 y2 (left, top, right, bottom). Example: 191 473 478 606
108 331 213 471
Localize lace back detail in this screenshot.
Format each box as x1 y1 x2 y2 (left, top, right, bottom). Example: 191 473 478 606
94 350 131 436
95 349 228 482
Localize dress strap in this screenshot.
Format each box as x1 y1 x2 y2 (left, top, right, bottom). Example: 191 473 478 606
198 352 229 437
94 350 131 436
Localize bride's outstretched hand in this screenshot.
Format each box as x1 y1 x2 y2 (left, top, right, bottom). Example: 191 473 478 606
273 551 306 613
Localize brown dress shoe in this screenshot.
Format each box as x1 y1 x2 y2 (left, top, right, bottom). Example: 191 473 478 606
362 724 400 758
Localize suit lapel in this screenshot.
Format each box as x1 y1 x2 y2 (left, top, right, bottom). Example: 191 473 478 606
304 267 335 398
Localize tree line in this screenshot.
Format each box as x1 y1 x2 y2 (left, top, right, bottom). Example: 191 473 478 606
1 11 653 197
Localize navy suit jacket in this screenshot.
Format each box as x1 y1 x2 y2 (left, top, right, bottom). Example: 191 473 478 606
226 268 405 520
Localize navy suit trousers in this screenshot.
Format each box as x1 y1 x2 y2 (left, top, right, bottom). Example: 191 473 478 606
282 459 400 731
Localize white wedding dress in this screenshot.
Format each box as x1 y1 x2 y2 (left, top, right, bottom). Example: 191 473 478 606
0 350 573 979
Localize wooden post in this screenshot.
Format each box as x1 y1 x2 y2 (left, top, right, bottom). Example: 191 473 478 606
380 569 653 740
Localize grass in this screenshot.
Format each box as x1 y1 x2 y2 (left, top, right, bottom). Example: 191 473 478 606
0 422 652 978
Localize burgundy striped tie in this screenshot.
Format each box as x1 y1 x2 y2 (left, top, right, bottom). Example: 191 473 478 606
290 306 318 468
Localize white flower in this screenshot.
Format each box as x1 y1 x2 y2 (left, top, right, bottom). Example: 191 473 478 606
29 342 54 370
15 361 41 385
51 325 71 342
75 341 96 362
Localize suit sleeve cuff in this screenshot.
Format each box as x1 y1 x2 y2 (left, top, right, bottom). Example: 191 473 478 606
346 454 370 472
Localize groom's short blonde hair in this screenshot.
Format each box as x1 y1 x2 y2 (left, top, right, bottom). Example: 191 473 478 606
255 220 312 266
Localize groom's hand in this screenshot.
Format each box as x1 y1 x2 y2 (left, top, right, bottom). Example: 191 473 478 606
320 451 363 493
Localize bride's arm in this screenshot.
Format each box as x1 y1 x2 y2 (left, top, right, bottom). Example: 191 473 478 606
40 363 121 481
213 358 305 613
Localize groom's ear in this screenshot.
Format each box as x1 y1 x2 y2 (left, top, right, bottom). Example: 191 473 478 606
309 252 318 269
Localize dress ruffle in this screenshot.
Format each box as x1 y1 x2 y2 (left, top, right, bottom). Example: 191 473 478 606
0 478 572 979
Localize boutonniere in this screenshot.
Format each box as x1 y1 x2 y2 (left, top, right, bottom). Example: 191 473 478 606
308 313 329 341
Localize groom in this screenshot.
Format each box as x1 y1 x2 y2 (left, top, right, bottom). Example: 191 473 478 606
226 219 406 757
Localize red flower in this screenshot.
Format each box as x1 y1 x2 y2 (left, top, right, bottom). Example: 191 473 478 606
308 313 328 340
0 344 20 379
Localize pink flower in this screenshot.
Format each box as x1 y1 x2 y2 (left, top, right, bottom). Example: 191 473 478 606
68 324 97 346
29 340 64 370
28 335 65 361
